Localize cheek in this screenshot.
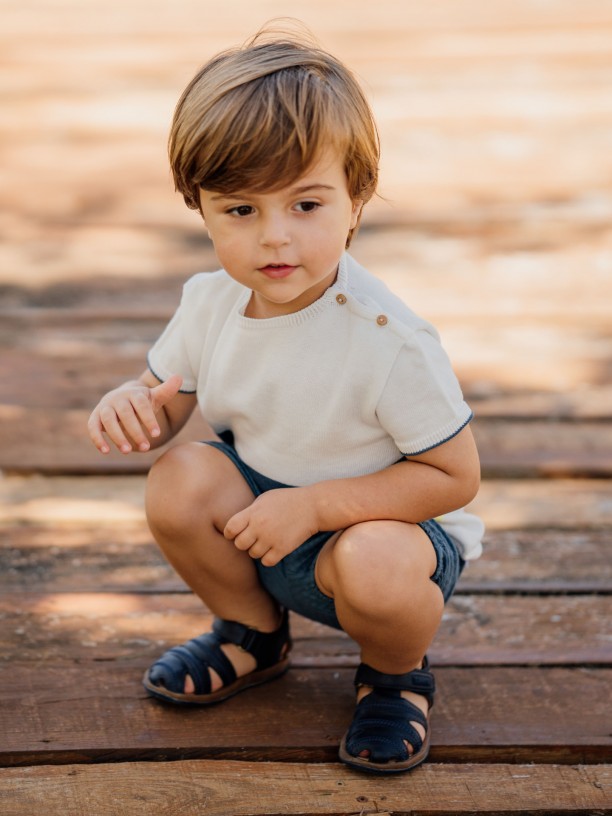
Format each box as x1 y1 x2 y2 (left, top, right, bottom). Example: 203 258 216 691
209 230 243 258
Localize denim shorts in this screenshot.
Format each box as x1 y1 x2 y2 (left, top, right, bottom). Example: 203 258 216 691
204 435 465 631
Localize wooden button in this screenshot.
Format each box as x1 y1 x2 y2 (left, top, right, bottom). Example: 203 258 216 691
376 314 388 326
336 294 347 304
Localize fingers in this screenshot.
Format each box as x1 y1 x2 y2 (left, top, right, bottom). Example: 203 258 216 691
87 412 111 455
88 393 157 454
223 510 245 543
232 531 276 565
94 401 144 454
87 374 184 456
224 511 280 565
150 374 183 411
227 514 255 552
126 390 162 445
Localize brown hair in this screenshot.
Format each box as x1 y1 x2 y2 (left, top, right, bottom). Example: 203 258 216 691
168 23 379 245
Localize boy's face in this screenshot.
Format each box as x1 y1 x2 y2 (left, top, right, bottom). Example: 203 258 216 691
199 149 362 318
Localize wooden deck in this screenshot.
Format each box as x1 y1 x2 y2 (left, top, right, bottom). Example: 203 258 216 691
1 1 611 813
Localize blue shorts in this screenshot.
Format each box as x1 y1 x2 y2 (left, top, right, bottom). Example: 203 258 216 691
205 435 465 631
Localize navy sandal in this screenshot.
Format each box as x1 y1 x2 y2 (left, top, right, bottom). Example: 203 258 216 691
339 658 435 773
143 609 291 705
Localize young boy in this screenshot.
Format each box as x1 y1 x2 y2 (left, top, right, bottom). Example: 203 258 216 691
88 27 483 774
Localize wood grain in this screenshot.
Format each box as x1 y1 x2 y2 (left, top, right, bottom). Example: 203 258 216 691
2 525 609 593
0 761 609 815
0 593 609 666
1 666 609 766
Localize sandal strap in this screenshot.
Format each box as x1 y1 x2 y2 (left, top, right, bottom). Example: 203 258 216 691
147 609 290 696
345 690 428 762
354 659 435 706
148 631 236 695
213 608 290 670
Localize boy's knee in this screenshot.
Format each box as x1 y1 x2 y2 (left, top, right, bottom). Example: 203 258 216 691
145 442 255 539
147 442 199 492
330 522 434 616
145 443 213 532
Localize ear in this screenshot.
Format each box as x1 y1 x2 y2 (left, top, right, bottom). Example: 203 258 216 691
350 199 364 230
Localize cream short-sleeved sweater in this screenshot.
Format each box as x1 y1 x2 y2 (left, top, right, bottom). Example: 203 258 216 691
148 253 484 559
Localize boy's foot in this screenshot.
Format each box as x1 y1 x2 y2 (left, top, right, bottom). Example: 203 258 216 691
182 641 257 695
143 610 291 705
339 660 435 774
354 683 428 761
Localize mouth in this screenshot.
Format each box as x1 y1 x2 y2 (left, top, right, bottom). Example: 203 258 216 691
258 263 297 279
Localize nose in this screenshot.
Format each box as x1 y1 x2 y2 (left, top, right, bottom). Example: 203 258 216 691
259 212 291 248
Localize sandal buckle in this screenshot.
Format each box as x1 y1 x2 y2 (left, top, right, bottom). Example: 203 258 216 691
410 672 435 693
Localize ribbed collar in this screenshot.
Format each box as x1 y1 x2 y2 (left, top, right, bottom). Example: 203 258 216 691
236 253 349 329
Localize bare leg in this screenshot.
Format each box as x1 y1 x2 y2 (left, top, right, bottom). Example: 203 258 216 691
145 442 283 692
315 520 444 758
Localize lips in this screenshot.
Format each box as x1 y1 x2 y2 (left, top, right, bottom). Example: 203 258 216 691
258 264 297 279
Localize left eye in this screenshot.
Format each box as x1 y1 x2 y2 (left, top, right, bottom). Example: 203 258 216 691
295 201 319 213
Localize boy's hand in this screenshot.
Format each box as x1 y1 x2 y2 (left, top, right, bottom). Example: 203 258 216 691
88 374 183 454
224 488 320 567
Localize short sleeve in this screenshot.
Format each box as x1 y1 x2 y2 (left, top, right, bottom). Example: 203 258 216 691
376 329 472 455
147 287 198 393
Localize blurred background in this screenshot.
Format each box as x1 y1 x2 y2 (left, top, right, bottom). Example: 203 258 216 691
1 0 611 474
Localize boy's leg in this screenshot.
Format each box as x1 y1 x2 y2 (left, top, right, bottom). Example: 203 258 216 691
145 441 284 694
315 521 445 762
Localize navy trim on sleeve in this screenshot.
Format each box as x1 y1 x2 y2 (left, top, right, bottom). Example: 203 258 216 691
401 412 474 457
147 358 197 394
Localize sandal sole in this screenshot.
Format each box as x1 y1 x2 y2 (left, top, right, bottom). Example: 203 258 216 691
338 728 430 774
142 656 291 705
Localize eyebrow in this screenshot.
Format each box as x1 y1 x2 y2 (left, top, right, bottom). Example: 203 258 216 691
209 183 336 201
292 183 336 194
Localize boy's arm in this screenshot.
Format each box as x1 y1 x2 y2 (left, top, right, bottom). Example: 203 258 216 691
225 425 480 566
309 424 480 531
88 370 197 454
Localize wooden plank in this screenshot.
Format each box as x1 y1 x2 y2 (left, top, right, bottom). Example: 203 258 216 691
2 525 610 594
0 593 609 666
0 475 149 525
470 387 612 421
0 522 180 592
458 529 612 593
0 761 609 816
0 405 213 475
1 476 611 531
0 666 609 766
0 349 151 410
1 405 611 477
469 480 612 530
473 420 612 478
